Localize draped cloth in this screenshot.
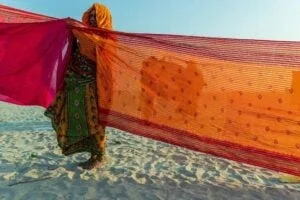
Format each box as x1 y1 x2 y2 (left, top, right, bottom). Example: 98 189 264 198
0 5 71 107
2 4 300 176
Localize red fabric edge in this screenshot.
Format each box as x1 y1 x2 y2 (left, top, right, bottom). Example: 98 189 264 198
0 4 56 20
100 108 300 176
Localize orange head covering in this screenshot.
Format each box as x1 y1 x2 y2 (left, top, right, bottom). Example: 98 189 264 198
82 3 113 30
73 3 114 61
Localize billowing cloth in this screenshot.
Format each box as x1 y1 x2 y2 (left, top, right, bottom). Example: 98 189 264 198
0 4 54 23
0 19 71 107
0 5 70 107
2 4 300 176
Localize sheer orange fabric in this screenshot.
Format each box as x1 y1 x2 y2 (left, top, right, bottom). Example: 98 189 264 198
72 27 300 175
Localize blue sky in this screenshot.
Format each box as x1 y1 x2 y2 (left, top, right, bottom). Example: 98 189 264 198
1 0 300 41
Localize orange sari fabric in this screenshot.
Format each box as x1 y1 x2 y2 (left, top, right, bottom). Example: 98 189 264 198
73 27 300 176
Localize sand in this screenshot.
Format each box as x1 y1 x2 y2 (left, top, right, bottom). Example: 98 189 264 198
1 101 300 200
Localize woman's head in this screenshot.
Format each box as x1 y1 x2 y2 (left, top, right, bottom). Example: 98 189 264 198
82 3 113 29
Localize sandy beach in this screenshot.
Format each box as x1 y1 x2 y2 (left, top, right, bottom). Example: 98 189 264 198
1 101 300 200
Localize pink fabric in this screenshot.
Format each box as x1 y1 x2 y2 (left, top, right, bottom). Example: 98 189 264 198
0 20 72 107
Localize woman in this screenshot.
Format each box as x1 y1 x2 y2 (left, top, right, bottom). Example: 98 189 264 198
45 3 112 169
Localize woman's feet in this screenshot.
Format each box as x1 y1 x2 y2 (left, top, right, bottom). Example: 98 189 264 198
78 153 104 170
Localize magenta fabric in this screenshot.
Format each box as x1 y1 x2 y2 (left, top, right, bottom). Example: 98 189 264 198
0 20 72 107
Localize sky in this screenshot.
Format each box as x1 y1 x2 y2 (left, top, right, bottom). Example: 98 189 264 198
1 0 300 41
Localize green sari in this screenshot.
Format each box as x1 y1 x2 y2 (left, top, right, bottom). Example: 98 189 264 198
45 45 105 159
